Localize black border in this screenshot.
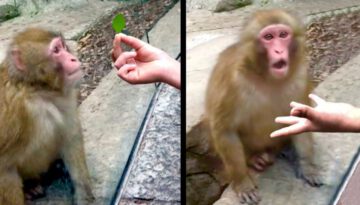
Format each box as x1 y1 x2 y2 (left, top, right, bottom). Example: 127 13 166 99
180 0 186 204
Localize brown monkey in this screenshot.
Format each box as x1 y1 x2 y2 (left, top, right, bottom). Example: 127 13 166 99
0 28 94 204
205 9 322 204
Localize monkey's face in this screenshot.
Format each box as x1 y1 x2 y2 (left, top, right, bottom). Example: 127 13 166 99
9 28 83 90
258 24 292 80
48 37 82 85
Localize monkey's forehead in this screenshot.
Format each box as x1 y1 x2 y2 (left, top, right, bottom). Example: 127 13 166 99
249 9 302 28
258 24 292 35
13 28 62 44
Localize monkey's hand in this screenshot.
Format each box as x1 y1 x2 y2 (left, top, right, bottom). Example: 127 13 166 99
233 176 260 205
74 185 95 205
271 94 360 137
298 158 323 187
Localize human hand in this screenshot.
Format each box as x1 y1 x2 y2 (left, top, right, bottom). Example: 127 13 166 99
111 33 180 89
270 94 360 138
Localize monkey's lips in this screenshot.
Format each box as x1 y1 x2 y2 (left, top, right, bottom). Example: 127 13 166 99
270 59 288 78
273 60 287 69
67 69 83 82
67 68 82 76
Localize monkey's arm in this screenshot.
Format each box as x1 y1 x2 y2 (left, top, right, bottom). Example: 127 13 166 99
210 126 258 194
0 94 32 154
61 119 94 203
212 129 248 181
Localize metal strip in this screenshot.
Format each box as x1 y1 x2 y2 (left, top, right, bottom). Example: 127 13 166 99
331 146 360 205
111 83 162 205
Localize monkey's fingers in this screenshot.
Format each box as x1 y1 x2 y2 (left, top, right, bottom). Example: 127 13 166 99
114 51 137 70
309 94 326 105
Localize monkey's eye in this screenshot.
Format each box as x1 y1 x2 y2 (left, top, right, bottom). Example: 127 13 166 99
264 34 273 40
279 31 288 38
53 46 60 54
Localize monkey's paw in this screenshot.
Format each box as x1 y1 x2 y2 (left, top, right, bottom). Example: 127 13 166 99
233 179 261 205
75 190 95 205
249 152 274 172
239 189 260 205
302 172 323 187
300 165 323 187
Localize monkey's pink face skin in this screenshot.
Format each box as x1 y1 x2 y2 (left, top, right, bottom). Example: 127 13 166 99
48 37 82 82
258 24 292 79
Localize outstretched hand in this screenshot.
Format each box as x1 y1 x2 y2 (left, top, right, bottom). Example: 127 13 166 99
270 94 360 138
111 33 180 89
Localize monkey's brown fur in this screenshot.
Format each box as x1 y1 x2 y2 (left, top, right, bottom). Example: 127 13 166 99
0 28 94 205
205 9 321 203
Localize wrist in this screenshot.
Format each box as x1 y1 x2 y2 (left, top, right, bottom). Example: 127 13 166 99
159 58 180 89
347 107 360 132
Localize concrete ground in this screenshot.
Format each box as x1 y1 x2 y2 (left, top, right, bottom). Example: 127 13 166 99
117 2 181 205
186 0 360 204
0 0 180 205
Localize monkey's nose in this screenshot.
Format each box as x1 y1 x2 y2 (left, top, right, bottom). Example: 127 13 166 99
71 58 78 62
275 50 283 54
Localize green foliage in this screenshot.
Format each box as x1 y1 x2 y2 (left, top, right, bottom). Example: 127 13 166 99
112 13 126 33
0 4 20 23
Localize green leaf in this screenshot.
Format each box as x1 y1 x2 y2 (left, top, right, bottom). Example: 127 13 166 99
112 13 126 33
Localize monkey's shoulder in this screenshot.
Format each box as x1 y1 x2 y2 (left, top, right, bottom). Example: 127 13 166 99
25 96 67 128
217 43 243 66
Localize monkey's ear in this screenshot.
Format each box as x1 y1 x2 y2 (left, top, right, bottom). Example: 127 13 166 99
11 48 26 71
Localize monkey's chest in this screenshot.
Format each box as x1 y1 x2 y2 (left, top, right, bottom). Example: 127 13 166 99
18 102 65 178
237 91 302 153
239 109 289 153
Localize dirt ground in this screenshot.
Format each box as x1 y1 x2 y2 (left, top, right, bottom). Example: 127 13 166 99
306 10 360 86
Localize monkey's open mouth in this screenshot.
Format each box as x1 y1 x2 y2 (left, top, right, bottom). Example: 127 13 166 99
273 60 287 69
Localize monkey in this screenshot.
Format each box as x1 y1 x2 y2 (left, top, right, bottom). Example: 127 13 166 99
205 9 322 204
0 28 94 205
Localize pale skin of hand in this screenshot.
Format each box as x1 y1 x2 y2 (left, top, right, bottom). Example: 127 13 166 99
111 33 180 89
270 94 360 138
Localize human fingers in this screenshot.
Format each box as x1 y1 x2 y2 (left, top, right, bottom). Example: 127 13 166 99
116 64 138 84
112 34 123 61
290 101 309 109
120 34 148 51
113 51 137 70
275 116 302 125
289 102 313 117
270 121 307 138
309 94 326 106
290 104 318 121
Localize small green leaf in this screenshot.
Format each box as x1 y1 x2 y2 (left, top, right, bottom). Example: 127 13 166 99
112 14 126 33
